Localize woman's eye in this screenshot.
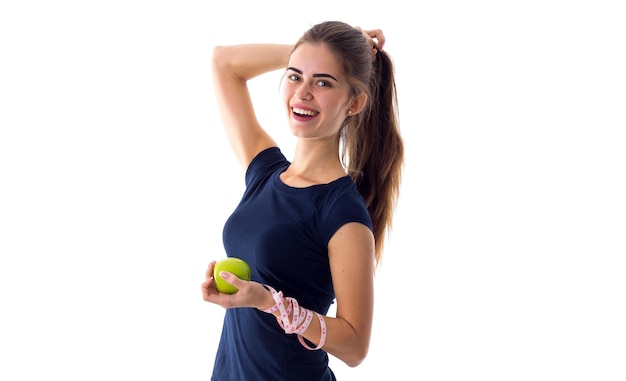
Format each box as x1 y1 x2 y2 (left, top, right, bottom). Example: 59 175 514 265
316 80 331 87
288 74 300 81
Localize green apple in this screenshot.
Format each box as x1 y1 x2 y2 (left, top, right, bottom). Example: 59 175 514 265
213 257 252 294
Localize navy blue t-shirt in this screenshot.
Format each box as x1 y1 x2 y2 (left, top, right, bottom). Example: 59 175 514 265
211 147 373 381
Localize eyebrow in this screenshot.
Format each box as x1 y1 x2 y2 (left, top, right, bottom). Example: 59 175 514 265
287 67 338 82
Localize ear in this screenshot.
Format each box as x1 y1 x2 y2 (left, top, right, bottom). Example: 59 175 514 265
346 93 368 116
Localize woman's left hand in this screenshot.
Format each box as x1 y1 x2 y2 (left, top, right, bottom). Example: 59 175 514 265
201 261 274 310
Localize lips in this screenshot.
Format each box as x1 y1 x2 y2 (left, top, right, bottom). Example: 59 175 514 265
292 107 318 118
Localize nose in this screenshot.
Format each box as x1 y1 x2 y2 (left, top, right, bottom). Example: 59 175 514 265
294 83 312 101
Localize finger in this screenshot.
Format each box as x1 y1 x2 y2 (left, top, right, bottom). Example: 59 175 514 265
201 277 215 301
369 29 385 50
376 35 385 51
218 270 245 290
202 277 214 288
201 276 215 293
205 260 216 279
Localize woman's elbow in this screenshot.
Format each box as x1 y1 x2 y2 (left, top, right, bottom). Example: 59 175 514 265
342 345 369 368
211 45 229 71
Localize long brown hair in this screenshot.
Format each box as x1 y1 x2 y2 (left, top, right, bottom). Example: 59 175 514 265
295 21 404 267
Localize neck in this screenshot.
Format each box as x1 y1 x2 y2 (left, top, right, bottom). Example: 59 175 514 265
282 139 346 186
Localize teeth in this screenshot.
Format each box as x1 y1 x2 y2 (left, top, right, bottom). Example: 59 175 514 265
293 107 318 116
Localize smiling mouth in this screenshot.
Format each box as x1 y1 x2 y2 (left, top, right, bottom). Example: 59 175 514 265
292 107 318 117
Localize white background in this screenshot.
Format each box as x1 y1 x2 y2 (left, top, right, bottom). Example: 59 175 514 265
1 1 625 380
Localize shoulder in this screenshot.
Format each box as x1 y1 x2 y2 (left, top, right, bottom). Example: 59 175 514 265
318 178 373 243
245 147 289 185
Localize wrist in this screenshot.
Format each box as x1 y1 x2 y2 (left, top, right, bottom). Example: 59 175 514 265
257 285 282 313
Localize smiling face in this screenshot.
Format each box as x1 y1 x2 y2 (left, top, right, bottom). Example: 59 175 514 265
282 42 355 142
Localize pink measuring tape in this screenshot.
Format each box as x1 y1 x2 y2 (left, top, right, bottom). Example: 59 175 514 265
262 285 327 350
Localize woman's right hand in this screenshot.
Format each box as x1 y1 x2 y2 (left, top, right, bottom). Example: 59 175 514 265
355 26 386 54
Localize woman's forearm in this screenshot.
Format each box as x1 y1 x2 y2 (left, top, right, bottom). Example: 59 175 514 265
211 43 293 81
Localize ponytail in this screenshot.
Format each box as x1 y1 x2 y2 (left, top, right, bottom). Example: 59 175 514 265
344 49 404 266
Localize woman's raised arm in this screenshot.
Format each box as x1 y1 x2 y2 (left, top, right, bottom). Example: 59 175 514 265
210 44 292 169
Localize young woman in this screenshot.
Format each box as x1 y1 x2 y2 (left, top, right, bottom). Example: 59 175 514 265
201 21 404 380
